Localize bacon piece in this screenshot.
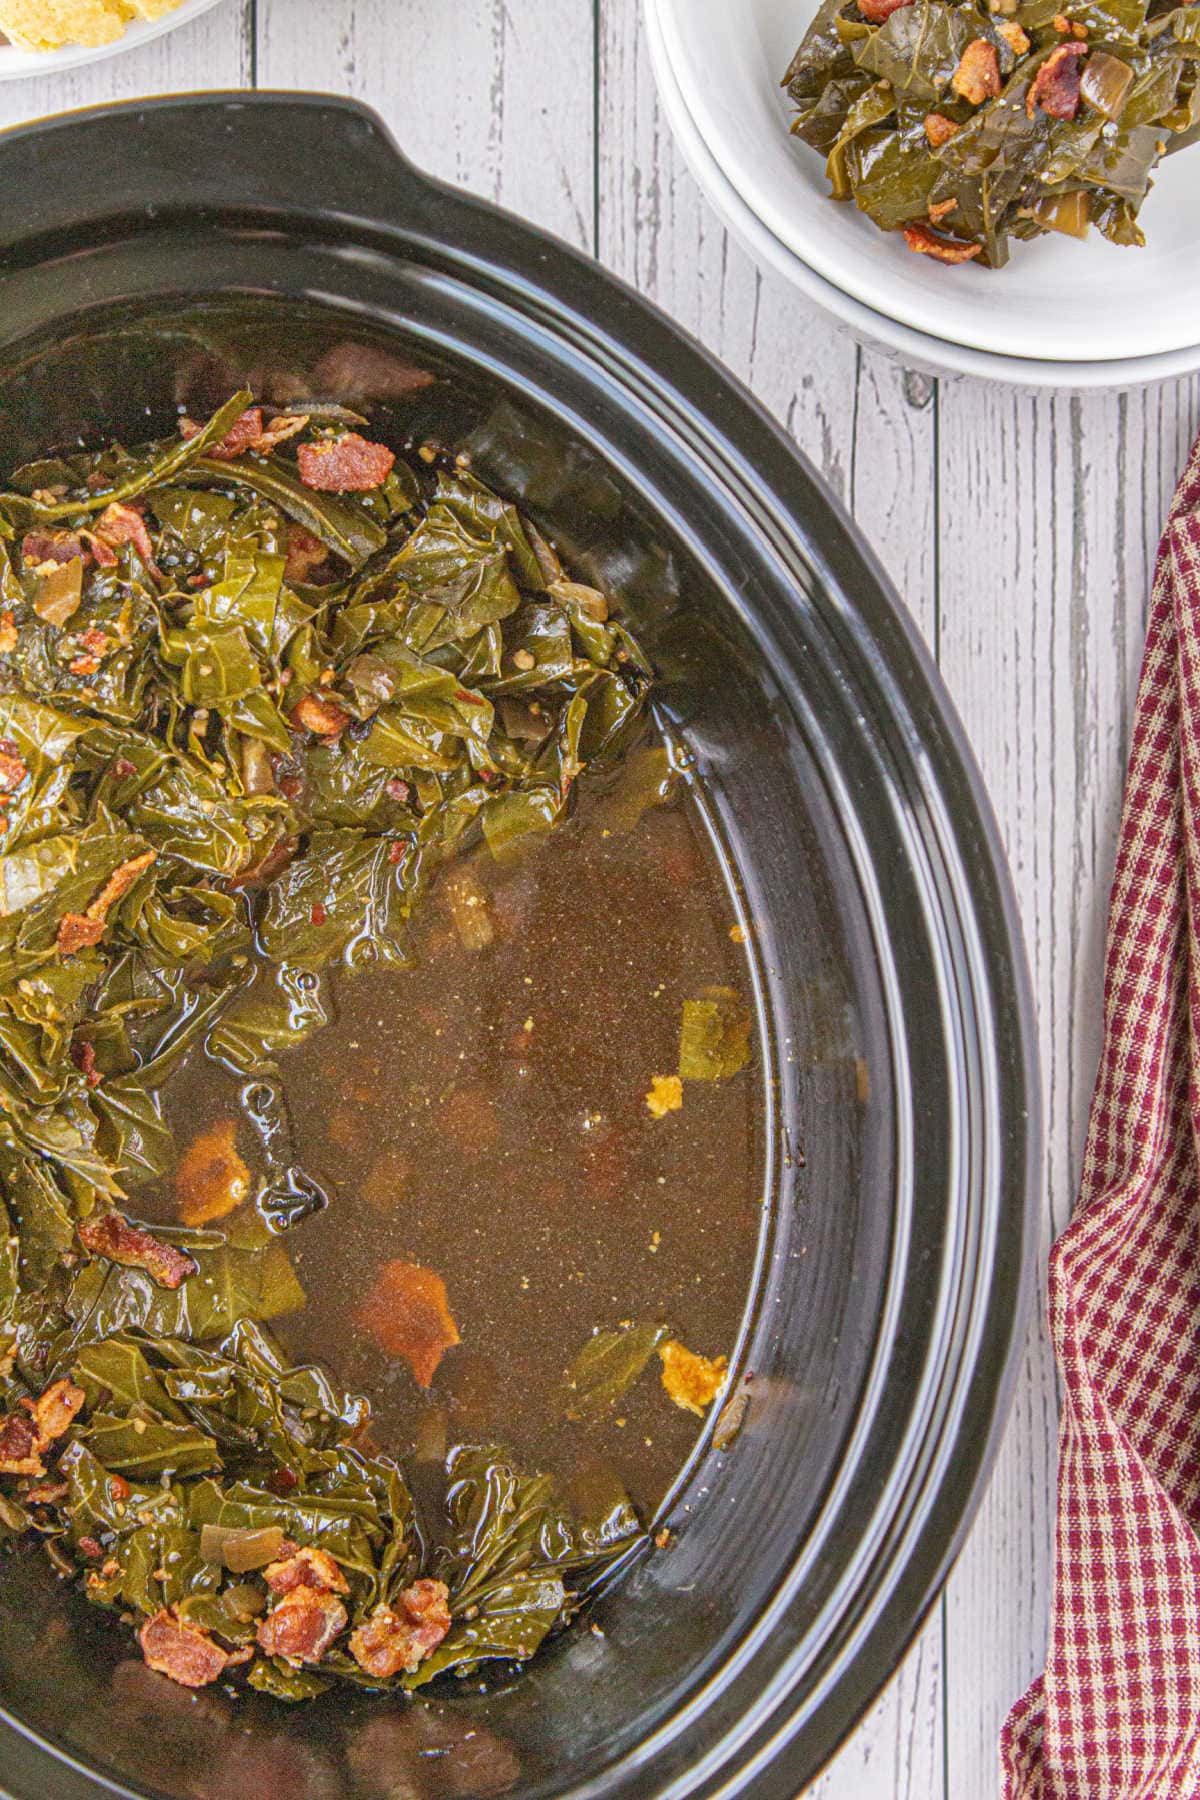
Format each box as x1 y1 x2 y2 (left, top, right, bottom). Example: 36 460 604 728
284 524 331 585
902 222 983 264
263 1546 349 1597
951 38 1001 104
56 849 157 956
923 112 960 148
311 342 435 402
0 1411 44 1477
355 1260 460 1388
77 1209 198 1290
175 1121 250 1227
56 913 105 955
348 1580 451 1679
95 503 161 578
71 1038 103 1088
997 19 1031 53
0 739 26 795
33 1379 85 1445
256 1587 347 1666
1026 41 1087 118
296 433 395 493
0 612 16 656
0 1378 85 1477
25 1478 69 1505
181 407 310 461
20 530 85 567
139 1609 233 1689
83 533 119 570
289 693 351 740
858 0 912 19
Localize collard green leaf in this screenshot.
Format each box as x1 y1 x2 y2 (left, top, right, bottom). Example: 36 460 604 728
679 987 753 1082
561 1322 671 1423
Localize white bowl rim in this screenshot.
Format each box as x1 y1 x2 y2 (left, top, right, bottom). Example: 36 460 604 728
0 0 225 79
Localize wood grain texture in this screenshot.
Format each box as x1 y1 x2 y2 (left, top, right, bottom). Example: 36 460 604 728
1 0 1192 1791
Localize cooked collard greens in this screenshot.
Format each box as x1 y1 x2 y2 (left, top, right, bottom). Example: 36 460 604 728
0 393 654 1695
784 0 1200 263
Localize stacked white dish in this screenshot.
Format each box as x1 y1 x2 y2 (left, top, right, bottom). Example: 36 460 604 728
644 0 1200 386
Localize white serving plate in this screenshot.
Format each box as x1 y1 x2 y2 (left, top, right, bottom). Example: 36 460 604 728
648 0 1200 376
644 0 1200 386
0 0 224 79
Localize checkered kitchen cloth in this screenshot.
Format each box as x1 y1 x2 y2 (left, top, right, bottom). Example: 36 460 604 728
1000 433 1200 1798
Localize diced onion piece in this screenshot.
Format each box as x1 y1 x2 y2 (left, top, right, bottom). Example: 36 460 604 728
1080 53 1134 121
199 1523 287 1573
1029 189 1091 239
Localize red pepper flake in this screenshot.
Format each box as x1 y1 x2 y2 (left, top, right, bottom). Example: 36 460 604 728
385 779 410 804
296 433 396 493
1026 40 1087 118
387 841 406 865
310 902 328 927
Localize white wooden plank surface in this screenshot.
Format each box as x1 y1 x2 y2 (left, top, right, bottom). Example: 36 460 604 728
0 0 1191 1791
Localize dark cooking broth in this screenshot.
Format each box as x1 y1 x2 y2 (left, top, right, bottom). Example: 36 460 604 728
151 782 761 1517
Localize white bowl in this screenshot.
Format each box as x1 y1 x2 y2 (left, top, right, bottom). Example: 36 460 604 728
648 0 1200 373
645 0 1200 387
0 0 225 79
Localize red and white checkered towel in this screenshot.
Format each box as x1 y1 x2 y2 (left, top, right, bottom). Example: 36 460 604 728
1000 435 1200 1798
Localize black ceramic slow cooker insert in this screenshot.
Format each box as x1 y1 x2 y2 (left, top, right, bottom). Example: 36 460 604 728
0 94 1038 1800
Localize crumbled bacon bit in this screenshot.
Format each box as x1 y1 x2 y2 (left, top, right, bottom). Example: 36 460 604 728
95 504 161 578
175 1121 250 1227
289 693 351 740
355 1260 460 1388
55 913 105 955
0 739 27 795
0 1378 85 1477
310 902 328 927
284 525 331 585
25 1479 69 1506
139 1609 233 1689
902 222 983 263
385 779 411 804
68 654 101 677
263 1546 349 1597
928 197 958 223
0 612 16 655
923 112 960 147
296 434 396 493
266 1469 299 1498
348 1580 451 1679
857 0 911 19
20 530 85 568
77 1536 102 1560
997 19 1031 52
388 841 406 865
56 849 157 956
33 1379 85 1445
1026 40 1087 117
78 627 110 658
83 533 119 570
1052 11 1070 27
107 1473 130 1504
951 38 1002 104
0 1411 44 1477
256 1587 347 1666
112 756 137 779
71 1037 103 1087
77 1210 198 1290
182 406 310 461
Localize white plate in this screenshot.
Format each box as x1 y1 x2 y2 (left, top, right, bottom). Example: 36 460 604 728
645 0 1200 386
0 0 225 79
650 0 1200 371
